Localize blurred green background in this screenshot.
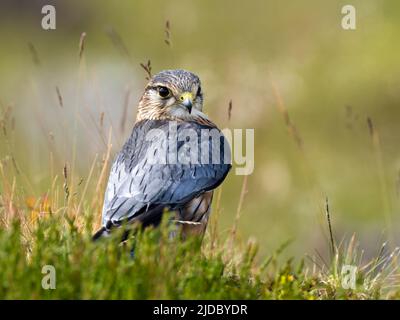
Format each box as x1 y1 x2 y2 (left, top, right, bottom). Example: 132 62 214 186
0 0 399 259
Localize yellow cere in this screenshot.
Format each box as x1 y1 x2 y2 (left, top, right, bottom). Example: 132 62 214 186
180 92 194 102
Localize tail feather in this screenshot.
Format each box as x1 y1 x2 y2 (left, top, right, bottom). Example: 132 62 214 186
92 204 166 242
92 227 110 241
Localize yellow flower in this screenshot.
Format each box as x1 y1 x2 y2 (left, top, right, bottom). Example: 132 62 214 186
26 195 51 224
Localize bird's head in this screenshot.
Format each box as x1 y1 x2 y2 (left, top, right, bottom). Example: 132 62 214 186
136 69 206 122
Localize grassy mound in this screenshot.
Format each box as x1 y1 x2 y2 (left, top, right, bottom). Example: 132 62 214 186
0 212 398 299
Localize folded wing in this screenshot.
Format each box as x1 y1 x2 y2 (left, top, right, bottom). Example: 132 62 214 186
101 120 231 228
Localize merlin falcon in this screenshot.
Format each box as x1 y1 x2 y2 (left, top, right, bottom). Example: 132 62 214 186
93 69 231 240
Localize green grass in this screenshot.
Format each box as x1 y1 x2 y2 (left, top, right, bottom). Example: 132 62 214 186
0 210 398 299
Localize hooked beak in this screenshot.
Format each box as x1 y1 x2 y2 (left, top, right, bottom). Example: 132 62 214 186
180 92 193 114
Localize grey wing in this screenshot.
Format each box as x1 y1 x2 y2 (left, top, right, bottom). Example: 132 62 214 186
101 121 231 228
101 133 172 226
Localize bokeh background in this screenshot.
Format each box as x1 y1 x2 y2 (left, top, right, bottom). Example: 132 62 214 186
0 0 399 259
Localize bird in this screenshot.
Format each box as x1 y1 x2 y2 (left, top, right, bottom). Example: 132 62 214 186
93 69 231 241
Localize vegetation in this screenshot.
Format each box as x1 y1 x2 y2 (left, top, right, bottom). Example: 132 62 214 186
0 194 399 299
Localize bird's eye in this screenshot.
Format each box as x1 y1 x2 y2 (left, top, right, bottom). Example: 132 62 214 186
196 86 202 96
157 86 171 98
